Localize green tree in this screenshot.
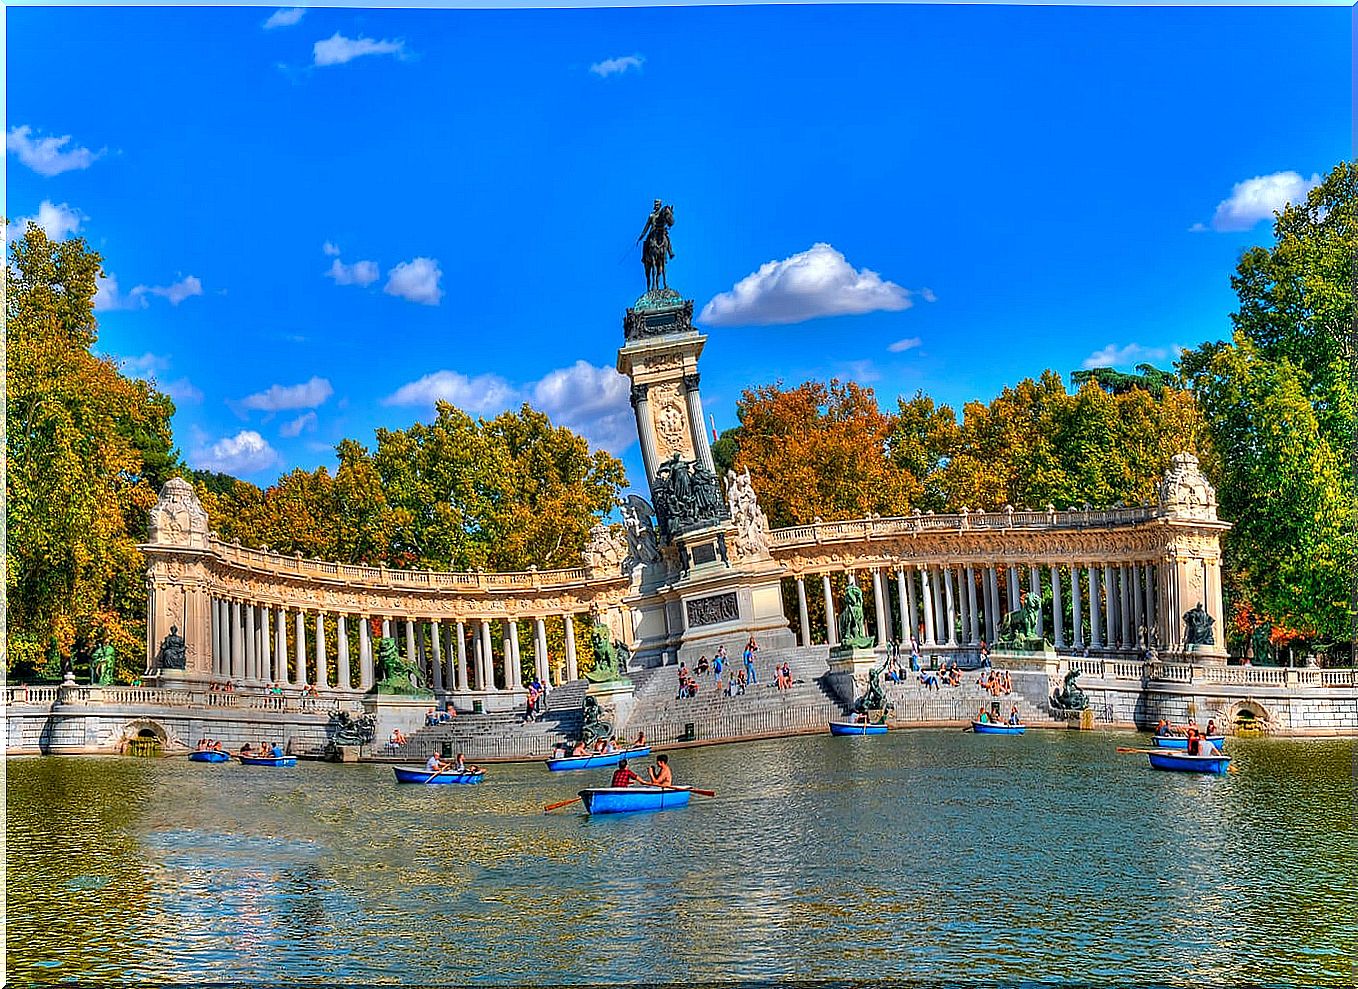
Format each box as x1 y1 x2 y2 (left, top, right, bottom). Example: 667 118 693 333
1181 160 1358 647
6 223 178 680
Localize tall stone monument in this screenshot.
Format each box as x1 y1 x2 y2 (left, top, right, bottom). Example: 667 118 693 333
617 201 794 665
141 477 215 686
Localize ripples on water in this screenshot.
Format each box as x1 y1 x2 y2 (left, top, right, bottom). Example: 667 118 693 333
7 731 1357 985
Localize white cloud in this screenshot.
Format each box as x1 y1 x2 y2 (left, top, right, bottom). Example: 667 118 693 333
235 376 334 414
326 257 380 287
194 430 278 475
7 200 86 243
116 352 170 375
263 7 305 29
700 243 915 327
384 257 443 305
322 241 341 256
279 411 318 437
162 378 204 404
6 126 102 177
148 274 203 306
887 337 922 354
313 32 405 67
837 359 881 384
1204 170 1322 232
383 370 516 414
590 54 644 77
1081 343 1177 370
531 361 635 453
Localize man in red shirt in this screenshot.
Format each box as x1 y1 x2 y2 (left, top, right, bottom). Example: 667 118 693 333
610 759 641 787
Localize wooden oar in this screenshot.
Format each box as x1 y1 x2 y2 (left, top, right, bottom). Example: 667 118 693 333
1116 747 1160 754
544 795 582 812
650 782 716 797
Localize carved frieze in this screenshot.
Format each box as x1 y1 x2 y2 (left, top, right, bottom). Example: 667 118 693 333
686 592 739 628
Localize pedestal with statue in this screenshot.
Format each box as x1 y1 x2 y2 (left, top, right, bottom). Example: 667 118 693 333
825 581 881 707
613 200 795 666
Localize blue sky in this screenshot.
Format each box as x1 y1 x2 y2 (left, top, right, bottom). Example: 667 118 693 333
6 3 1350 487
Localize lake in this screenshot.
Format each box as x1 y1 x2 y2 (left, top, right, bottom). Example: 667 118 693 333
7 729 1356 985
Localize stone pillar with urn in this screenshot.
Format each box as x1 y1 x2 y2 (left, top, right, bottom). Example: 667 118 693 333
139 477 215 687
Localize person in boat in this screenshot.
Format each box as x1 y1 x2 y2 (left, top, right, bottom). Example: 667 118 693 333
269 741 283 758
570 740 587 757
1186 728 1202 755
1154 719 1170 737
633 731 647 748
551 742 567 759
196 739 207 751
604 737 619 754
212 740 224 752
1205 718 1217 736
647 754 673 787
610 758 642 787
240 742 254 757
1008 705 1021 725
426 752 447 772
976 706 989 724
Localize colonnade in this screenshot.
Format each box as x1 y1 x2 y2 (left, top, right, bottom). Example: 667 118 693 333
790 560 1163 654
207 601 582 694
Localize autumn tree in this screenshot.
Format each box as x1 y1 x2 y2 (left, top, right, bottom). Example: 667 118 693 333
1181 160 1357 650
6 224 178 680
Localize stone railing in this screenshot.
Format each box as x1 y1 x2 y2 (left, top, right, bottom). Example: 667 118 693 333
768 505 1158 549
211 538 595 592
4 683 346 714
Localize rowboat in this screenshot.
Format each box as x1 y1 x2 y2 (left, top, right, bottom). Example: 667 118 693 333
971 721 1025 734
544 746 650 772
828 720 888 736
1147 750 1231 775
578 785 692 815
237 755 297 767
188 750 230 763
392 765 485 784
1151 734 1225 750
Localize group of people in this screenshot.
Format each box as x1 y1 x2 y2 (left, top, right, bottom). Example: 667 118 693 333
917 659 966 690
977 669 1013 696
551 731 647 759
610 754 672 788
673 637 765 699
424 751 481 774
976 704 1022 726
195 739 226 752
425 707 456 726
1154 718 1221 755
205 680 237 692
238 739 285 758
772 662 794 689
524 678 550 722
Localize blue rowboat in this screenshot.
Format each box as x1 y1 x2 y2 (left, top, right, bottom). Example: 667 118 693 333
971 721 1025 734
1151 734 1225 750
188 750 230 763
1147 750 1230 775
392 765 485 784
237 755 297 767
544 746 650 772
578 785 692 815
828 720 888 736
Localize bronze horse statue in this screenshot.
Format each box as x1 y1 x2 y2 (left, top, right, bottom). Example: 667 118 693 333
640 202 675 293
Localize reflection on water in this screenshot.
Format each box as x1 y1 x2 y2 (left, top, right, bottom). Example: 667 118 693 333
8 731 1357 985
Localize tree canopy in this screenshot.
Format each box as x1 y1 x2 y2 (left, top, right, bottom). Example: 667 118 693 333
1180 160 1357 648
6 224 178 680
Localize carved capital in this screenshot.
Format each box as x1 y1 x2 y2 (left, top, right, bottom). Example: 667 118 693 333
630 382 649 409
682 372 701 391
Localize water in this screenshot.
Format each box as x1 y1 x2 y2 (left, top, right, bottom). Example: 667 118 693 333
7 730 1357 985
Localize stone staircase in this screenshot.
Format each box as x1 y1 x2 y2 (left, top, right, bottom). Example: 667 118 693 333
390 679 589 761
883 668 1058 726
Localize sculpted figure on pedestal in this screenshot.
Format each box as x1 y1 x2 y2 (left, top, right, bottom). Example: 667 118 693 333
90 642 116 685
725 467 771 558
1183 603 1215 646
621 495 661 571
638 199 675 294
1051 668 1089 710
837 584 876 650
157 627 187 670
373 636 425 693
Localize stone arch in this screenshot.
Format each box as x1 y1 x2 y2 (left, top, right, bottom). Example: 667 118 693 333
1223 698 1274 734
118 718 178 754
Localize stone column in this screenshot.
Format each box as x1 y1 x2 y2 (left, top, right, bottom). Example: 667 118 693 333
382 618 391 638
295 610 309 686
920 566 936 647
359 617 374 690
983 568 997 642
336 615 351 691
1118 566 1131 648
229 600 243 681
965 566 980 644
795 577 811 647
480 620 496 690
822 573 838 646
1071 566 1084 648
534 617 549 685
314 613 327 688
955 569 969 645
1007 565 1020 612
1028 565 1043 638
275 608 289 684
507 619 523 689
453 621 468 690
244 603 256 679
210 598 222 676
1050 565 1065 649
564 615 578 682
631 384 661 489
1101 565 1115 647
896 570 910 644
872 569 889 646
682 373 716 474
403 619 416 675
1088 567 1103 648
264 606 276 682
941 567 958 646
905 569 920 643
1143 564 1157 640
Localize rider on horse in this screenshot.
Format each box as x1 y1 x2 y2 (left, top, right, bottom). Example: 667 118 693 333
639 199 675 293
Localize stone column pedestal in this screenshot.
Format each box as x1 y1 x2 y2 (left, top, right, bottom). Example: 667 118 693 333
825 645 878 709
586 678 638 733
